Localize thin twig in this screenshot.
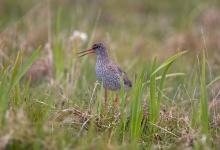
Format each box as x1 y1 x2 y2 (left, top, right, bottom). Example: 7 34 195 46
149 122 179 138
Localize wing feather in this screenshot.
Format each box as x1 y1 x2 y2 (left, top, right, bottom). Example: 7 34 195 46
107 61 132 88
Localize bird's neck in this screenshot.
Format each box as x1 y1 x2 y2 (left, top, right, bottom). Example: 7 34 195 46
97 55 109 64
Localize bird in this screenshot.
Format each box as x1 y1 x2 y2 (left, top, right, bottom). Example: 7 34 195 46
78 42 132 107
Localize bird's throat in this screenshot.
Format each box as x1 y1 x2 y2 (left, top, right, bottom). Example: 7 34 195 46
97 55 109 63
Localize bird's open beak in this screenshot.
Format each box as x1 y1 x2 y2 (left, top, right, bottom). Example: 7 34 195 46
77 48 95 57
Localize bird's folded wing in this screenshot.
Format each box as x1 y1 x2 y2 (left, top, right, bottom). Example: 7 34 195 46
106 60 121 74
107 62 132 87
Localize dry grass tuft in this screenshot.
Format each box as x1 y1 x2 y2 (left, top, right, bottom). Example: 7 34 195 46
0 1 49 62
48 106 121 132
26 43 53 82
0 108 37 149
201 7 220 30
163 32 201 52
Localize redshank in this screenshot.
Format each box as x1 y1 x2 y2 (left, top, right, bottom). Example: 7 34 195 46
78 43 132 107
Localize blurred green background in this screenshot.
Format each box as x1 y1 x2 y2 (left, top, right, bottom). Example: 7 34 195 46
1 0 220 62
0 0 220 149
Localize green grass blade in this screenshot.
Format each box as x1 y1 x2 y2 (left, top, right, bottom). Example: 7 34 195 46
200 49 209 134
0 48 41 124
151 51 187 76
10 48 41 89
207 76 220 88
0 68 10 124
157 62 173 109
146 73 185 84
54 8 64 79
130 69 145 142
149 58 157 124
149 52 186 132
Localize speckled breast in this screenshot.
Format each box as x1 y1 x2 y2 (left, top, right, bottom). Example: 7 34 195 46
96 61 121 91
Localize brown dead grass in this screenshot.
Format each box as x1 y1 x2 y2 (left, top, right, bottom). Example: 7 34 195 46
26 43 53 81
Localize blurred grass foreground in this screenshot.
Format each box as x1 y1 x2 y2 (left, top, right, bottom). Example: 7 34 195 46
0 0 220 149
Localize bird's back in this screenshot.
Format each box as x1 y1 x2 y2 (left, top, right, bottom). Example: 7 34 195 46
96 57 132 91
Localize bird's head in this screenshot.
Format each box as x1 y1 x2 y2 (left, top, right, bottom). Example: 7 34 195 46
78 42 108 58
